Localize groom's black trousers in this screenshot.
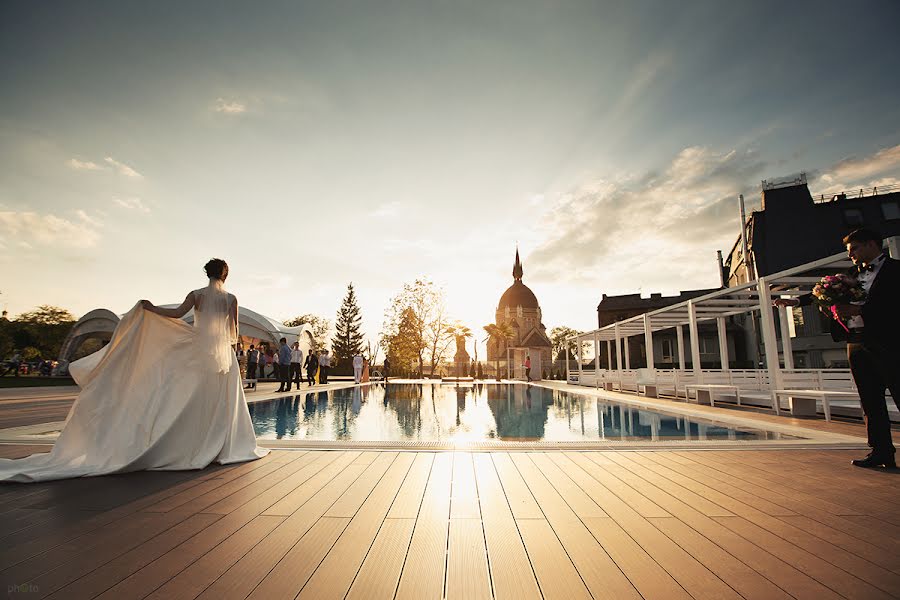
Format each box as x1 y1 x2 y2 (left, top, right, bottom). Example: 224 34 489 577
848 341 899 457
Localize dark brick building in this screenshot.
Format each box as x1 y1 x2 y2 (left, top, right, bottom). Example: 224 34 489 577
723 176 900 368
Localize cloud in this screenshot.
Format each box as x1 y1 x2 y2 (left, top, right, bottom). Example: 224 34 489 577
528 146 768 290
0 210 102 249
370 201 401 218
213 97 248 115
112 196 150 213
105 156 143 178
66 158 102 171
813 144 900 193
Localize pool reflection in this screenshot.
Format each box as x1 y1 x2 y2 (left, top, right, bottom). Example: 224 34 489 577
247 383 795 443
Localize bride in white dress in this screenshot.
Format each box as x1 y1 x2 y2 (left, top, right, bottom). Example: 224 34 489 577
0 258 268 483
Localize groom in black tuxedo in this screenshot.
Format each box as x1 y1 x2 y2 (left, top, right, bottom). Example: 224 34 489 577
777 228 899 468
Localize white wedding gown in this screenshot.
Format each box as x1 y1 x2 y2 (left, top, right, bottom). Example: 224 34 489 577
0 283 268 483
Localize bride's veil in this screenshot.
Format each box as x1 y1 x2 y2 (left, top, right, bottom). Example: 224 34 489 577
194 284 238 373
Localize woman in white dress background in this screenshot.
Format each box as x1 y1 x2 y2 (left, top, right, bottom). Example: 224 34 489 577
0 258 268 483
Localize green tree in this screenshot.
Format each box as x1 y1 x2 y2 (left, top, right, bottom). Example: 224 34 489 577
12 305 77 361
382 278 454 377
384 307 422 376
332 283 364 364
483 322 514 380
16 306 75 325
284 314 331 350
549 326 583 362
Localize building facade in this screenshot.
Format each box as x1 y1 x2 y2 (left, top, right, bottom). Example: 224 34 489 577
487 250 552 378
722 176 900 368
596 290 748 369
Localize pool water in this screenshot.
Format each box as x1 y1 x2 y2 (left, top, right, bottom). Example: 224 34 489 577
248 383 798 443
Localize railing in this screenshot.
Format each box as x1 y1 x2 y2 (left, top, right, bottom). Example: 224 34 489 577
571 367 874 398
813 182 900 203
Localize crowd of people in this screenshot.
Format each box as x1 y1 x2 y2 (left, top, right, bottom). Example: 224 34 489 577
235 342 389 391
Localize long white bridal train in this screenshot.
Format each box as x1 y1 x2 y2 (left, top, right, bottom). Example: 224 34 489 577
0 304 268 483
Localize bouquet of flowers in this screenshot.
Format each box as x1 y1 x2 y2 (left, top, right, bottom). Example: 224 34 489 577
811 274 866 331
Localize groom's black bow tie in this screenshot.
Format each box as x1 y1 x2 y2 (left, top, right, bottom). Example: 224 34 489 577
859 263 877 272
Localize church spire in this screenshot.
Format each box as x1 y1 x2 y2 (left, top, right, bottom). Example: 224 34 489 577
512 247 523 281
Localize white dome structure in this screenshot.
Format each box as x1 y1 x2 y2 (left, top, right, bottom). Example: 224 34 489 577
58 305 315 367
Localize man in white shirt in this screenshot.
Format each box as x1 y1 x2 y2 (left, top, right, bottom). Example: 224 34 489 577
352 353 364 384
289 342 303 391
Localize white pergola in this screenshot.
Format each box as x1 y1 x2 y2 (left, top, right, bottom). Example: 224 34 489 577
567 250 858 391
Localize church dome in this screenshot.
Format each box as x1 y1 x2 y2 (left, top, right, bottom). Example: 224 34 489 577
498 281 540 310
497 248 541 310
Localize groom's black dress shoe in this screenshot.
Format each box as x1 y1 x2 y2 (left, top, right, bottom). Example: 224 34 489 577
851 454 896 468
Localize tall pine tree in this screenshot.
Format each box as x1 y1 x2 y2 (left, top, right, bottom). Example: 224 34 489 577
332 282 364 363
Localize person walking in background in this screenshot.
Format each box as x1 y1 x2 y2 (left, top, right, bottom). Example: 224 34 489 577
304 349 317 386
246 344 259 389
318 350 331 384
382 357 390 383
276 337 291 393
524 355 532 382
353 352 364 384
290 342 303 391
361 357 370 383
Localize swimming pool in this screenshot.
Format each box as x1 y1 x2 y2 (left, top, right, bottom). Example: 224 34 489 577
248 383 799 444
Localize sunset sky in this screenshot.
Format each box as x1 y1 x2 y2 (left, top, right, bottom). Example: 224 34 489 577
2 1 900 356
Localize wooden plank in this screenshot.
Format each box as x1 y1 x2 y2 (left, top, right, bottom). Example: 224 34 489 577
0 468 222 570
490 452 543 519
660 451 851 516
571 452 670 518
386 453 434 519
324 452 398 518
714 516 896 600
528 453 607 518
516 519 591 600
446 518 492 600
143 452 304 513
245 517 351 600
46 513 222 600
0 509 189 584
298 453 415 599
576 455 845 600
108 452 361 600
143 514 285 600
581 517 701 600
634 453 900 595
509 453 642 600
449 452 480 519
557 454 738 600
263 451 361 516
394 453 452 600
682 451 898 515
666 453 900 553
473 453 541 600
775 515 900 574
346 518 415 600
649 517 792 600
192 452 366 600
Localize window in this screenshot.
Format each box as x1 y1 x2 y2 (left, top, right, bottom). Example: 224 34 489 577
661 339 674 361
842 208 864 227
882 201 900 221
699 337 718 354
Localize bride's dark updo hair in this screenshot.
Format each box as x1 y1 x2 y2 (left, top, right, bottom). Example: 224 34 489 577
204 258 229 281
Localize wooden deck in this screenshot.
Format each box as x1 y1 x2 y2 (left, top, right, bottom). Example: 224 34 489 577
1 445 898 600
